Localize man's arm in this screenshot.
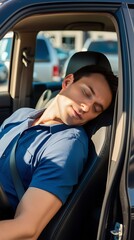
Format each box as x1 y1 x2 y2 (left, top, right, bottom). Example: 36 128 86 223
0 187 62 240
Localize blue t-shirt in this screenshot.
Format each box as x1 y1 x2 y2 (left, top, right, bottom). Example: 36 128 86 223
0 108 88 210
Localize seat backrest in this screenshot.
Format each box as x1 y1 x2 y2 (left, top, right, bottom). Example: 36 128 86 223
38 51 115 240
65 51 112 75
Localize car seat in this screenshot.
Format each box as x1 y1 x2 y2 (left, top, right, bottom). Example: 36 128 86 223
38 51 117 240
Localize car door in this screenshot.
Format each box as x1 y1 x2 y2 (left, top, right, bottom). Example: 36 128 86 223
97 3 134 240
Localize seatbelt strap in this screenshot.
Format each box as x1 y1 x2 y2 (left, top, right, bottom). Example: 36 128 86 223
10 134 25 201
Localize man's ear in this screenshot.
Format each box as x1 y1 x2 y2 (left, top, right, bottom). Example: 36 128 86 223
62 74 74 89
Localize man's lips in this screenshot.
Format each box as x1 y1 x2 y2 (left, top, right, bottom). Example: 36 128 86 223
72 107 83 120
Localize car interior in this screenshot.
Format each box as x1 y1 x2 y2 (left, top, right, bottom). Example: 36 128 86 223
0 9 120 240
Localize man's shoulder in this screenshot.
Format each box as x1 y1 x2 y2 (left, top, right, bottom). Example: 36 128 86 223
14 107 35 116
14 107 44 120
72 126 88 143
60 125 88 146
9 107 36 122
2 107 43 128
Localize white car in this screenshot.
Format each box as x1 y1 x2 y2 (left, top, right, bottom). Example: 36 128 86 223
82 38 118 75
0 32 60 82
34 34 60 82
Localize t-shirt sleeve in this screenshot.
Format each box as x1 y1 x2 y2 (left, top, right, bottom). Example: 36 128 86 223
29 132 88 204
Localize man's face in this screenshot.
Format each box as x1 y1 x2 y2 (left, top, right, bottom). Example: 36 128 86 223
56 73 112 126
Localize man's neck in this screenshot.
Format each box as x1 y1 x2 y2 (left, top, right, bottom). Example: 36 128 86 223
33 97 62 126
32 118 63 126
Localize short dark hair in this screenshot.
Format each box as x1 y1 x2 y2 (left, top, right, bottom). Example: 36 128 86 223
73 64 118 108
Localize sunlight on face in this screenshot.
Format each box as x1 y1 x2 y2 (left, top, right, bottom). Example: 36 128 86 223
57 73 112 126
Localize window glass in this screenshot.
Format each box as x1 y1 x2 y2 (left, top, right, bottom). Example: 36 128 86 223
0 32 13 92
0 30 118 90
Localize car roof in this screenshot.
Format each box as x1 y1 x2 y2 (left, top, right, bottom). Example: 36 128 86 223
0 0 133 36
0 0 134 3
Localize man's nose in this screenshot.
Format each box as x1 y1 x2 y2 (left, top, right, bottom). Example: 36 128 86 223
81 102 91 112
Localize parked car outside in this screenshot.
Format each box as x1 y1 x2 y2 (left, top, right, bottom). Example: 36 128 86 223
82 37 118 75
34 34 60 82
0 32 60 82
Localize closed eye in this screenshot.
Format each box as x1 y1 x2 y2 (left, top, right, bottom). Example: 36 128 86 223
93 103 103 113
82 88 92 99
82 85 104 113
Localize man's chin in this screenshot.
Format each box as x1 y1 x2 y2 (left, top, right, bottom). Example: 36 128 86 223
62 113 86 126
64 119 85 126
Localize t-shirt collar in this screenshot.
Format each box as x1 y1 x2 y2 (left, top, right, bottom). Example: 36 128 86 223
28 108 72 134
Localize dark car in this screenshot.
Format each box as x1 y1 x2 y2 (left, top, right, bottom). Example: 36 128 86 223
0 0 134 240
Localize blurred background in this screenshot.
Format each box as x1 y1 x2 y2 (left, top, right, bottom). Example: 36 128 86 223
0 30 118 91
